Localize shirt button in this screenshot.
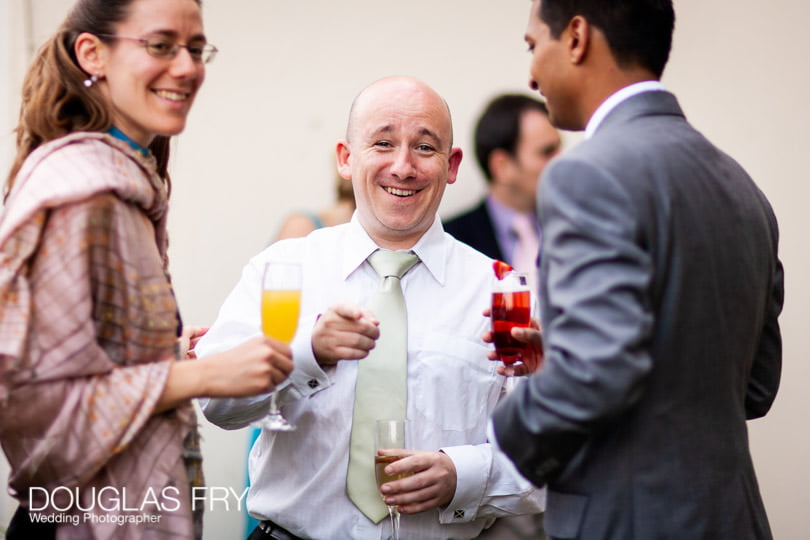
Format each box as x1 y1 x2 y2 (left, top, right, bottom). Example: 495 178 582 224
307 379 319 389
453 509 465 519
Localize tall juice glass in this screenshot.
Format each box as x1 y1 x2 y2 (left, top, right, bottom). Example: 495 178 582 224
262 289 300 343
491 272 532 375
257 261 301 431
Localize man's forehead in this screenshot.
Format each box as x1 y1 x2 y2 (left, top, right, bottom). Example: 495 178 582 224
362 120 444 138
348 78 453 144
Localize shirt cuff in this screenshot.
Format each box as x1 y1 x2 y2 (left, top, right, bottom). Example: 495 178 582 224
279 313 332 403
437 444 492 524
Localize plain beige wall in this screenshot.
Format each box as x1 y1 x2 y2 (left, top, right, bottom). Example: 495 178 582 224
2 1 809 538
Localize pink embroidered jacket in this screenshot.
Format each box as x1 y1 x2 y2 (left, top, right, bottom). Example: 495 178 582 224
0 133 201 539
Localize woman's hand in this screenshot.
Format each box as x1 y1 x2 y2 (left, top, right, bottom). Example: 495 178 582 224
178 326 209 359
202 335 294 397
155 335 294 413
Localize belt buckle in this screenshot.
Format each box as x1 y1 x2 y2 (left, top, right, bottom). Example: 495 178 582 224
259 521 288 540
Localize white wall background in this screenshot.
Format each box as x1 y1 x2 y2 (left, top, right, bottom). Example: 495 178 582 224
2 1 809 539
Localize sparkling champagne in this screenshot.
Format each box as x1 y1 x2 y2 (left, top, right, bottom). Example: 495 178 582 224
375 455 412 492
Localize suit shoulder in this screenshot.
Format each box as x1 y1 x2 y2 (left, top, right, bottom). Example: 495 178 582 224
444 201 488 229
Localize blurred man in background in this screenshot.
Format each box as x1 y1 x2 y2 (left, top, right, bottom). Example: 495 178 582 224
444 93 560 288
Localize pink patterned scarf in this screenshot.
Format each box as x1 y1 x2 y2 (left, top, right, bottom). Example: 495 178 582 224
0 132 202 539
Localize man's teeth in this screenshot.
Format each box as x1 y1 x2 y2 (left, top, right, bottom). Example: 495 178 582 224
154 90 189 101
384 187 417 197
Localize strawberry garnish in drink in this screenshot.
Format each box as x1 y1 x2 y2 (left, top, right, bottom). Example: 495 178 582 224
493 260 514 280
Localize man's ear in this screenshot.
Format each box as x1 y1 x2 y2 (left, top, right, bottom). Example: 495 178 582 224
566 15 590 65
445 147 463 185
74 32 107 76
488 148 515 185
335 140 352 180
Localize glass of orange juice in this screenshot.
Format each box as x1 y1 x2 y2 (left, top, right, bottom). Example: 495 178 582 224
257 260 301 431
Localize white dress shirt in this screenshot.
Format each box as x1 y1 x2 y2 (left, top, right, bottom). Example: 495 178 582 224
197 214 544 539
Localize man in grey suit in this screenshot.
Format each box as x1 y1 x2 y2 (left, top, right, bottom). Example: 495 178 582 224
490 1 784 539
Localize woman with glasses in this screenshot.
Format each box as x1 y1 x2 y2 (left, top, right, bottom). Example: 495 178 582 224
0 0 293 538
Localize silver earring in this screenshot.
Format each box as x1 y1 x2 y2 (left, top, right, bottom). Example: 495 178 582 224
83 72 100 88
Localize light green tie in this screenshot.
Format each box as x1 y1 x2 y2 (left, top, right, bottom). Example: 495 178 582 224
347 249 420 523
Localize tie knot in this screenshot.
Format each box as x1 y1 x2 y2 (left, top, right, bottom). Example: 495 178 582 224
368 250 420 279
511 213 537 240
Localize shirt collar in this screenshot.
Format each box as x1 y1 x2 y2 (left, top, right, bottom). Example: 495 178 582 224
486 194 517 238
486 194 537 237
585 80 667 139
340 212 448 286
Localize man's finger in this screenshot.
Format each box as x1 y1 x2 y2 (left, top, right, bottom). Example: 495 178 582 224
511 326 542 345
331 303 365 321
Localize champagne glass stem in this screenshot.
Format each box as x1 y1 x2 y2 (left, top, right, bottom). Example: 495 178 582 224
389 506 400 540
257 391 294 431
269 393 281 417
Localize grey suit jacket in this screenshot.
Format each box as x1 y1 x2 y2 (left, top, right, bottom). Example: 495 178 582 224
492 91 783 539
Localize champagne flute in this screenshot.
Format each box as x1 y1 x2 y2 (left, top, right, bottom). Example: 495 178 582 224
491 272 532 376
374 419 412 540
255 260 301 431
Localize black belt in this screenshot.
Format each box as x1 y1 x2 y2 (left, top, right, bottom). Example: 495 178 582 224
255 519 304 540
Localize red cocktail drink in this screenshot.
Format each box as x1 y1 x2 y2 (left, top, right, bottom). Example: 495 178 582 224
492 289 532 365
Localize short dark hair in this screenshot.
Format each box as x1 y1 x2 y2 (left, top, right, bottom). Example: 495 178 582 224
474 94 550 182
539 0 674 78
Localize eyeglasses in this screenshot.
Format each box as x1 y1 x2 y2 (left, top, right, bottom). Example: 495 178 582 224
97 34 218 64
